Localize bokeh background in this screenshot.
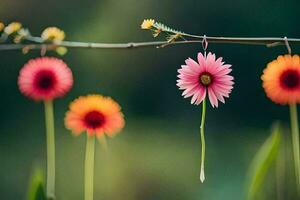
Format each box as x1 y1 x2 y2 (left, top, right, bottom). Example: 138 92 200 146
1 0 300 199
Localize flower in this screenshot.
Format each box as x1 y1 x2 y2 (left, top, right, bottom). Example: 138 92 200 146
141 19 155 29
177 52 234 107
0 22 4 32
65 95 125 137
262 54 300 105
4 22 22 35
18 57 73 101
41 27 65 42
13 28 30 43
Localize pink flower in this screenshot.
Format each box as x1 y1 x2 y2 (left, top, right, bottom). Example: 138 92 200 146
177 52 234 107
18 57 73 101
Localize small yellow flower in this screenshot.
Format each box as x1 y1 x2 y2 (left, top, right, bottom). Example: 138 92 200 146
141 19 155 29
0 22 4 32
4 22 22 35
41 27 65 42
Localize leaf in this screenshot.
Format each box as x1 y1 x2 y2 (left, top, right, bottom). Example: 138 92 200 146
153 22 184 35
246 122 282 200
27 168 47 200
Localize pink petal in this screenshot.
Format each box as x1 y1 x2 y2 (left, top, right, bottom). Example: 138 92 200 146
213 83 233 91
185 58 200 72
214 68 232 76
178 67 199 76
213 88 225 103
215 57 223 66
206 53 216 69
177 81 197 89
177 74 198 82
222 64 232 68
182 84 199 97
212 85 231 97
215 75 234 82
177 78 198 85
208 87 218 108
197 52 206 68
213 77 234 86
195 87 206 105
191 90 201 104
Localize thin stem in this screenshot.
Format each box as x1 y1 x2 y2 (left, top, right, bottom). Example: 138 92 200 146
44 100 56 199
85 136 96 200
289 104 300 192
200 97 207 182
1 35 300 51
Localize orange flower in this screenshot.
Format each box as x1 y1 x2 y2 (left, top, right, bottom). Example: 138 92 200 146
65 95 125 137
262 54 300 105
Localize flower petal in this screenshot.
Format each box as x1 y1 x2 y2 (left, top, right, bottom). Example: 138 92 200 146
208 87 218 107
195 87 206 105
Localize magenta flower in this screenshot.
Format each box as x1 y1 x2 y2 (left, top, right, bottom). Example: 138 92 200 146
177 52 234 107
18 57 73 101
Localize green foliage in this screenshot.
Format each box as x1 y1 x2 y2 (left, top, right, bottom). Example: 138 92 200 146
246 122 282 200
153 22 184 35
27 168 47 200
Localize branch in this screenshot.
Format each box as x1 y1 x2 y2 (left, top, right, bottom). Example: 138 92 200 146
1 34 300 51
0 40 202 51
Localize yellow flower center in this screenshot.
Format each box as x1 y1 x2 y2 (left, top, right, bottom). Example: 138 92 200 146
200 73 212 86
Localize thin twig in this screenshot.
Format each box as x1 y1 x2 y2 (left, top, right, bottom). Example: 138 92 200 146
0 41 201 51
1 34 300 51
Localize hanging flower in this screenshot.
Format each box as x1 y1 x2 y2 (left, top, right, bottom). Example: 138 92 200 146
262 54 300 105
41 27 65 42
141 19 155 29
176 51 234 182
64 95 125 137
177 52 234 107
18 57 73 101
4 22 22 35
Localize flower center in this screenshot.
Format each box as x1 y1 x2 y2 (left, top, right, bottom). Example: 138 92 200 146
199 73 212 86
34 69 56 91
280 69 300 89
84 111 105 129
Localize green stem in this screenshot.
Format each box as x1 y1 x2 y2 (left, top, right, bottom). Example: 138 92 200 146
85 136 95 200
200 98 207 182
289 104 300 191
44 100 55 199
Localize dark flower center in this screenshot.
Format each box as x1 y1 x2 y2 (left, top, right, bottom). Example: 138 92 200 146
84 111 105 129
34 70 56 91
199 72 212 86
280 69 300 89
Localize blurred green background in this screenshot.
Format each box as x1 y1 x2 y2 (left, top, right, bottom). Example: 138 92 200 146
1 0 300 199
